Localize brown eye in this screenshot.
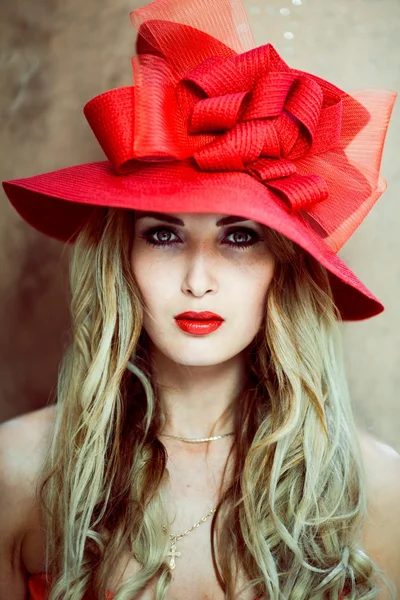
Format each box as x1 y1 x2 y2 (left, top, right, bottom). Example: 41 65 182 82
153 229 177 243
223 228 261 249
231 231 251 243
139 225 262 250
139 226 181 248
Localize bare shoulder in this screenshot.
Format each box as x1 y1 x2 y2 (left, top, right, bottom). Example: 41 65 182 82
0 404 56 589
0 404 56 488
0 403 56 529
357 427 400 598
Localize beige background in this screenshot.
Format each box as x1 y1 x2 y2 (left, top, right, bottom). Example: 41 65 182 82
0 0 399 451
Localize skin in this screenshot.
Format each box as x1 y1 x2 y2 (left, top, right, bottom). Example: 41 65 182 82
0 211 399 598
130 211 276 439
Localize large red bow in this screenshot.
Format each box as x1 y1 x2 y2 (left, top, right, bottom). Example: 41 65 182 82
83 21 359 215
180 44 343 210
50 0 396 253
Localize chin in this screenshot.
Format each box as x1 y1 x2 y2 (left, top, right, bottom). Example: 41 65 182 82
174 356 231 368
145 326 257 366
163 343 246 368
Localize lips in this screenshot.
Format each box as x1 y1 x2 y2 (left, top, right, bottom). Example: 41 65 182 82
174 311 224 335
175 311 223 320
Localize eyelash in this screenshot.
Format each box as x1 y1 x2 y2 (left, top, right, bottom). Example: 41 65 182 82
139 226 262 250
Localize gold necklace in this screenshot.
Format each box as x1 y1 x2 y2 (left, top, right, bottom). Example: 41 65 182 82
162 506 217 569
159 432 235 443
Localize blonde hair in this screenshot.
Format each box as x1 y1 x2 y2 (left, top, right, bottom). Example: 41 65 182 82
39 207 394 600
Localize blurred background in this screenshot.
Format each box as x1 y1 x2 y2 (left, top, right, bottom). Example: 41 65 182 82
0 0 399 451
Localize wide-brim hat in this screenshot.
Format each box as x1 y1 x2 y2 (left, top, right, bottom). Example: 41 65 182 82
2 0 397 321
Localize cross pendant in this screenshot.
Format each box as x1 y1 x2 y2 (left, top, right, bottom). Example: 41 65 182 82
167 537 182 570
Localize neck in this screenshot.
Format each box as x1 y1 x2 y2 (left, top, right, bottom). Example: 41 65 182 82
149 344 248 439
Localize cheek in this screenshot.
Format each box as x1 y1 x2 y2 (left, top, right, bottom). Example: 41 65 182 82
131 252 173 308
236 261 275 331
234 258 275 306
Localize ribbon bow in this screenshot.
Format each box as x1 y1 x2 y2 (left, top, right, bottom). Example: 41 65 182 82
85 21 346 213
181 45 343 210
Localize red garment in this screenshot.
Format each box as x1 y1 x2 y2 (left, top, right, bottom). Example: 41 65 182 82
28 573 114 599
28 572 347 599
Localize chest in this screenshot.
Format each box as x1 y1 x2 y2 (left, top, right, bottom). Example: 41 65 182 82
108 449 256 599
108 521 257 600
25 447 258 599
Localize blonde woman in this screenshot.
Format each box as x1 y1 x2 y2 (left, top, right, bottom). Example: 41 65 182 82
1 0 399 599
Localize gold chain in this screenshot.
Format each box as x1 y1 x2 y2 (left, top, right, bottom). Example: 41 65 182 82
159 432 234 443
163 506 217 569
173 506 217 541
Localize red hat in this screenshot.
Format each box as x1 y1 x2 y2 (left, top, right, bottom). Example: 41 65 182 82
2 0 397 321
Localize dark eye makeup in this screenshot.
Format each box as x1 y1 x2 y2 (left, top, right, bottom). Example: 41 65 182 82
138 225 263 250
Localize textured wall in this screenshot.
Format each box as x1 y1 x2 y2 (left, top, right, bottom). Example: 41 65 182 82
1 0 399 451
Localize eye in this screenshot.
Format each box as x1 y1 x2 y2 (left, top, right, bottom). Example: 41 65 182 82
222 228 261 250
139 226 181 248
138 225 262 250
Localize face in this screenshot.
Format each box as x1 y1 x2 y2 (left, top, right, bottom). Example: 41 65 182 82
130 212 275 368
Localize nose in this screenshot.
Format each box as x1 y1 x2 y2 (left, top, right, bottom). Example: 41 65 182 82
181 246 218 297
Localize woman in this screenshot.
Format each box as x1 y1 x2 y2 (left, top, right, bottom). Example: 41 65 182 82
0 0 399 598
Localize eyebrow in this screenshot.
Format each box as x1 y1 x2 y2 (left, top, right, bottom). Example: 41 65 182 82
135 212 252 227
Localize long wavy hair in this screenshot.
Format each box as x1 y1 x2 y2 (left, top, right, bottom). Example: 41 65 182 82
39 207 394 600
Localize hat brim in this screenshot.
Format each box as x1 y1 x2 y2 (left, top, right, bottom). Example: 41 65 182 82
2 159 383 321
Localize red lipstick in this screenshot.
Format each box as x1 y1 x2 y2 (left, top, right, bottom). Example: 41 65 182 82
174 311 224 336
